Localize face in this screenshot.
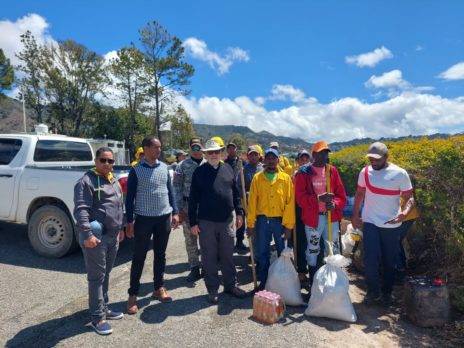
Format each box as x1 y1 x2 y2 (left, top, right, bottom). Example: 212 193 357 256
247 152 260 165
264 153 278 172
190 144 203 160
95 151 114 176
312 150 329 166
143 139 162 161
369 155 388 170
226 145 237 158
177 154 187 162
205 149 222 166
298 154 310 166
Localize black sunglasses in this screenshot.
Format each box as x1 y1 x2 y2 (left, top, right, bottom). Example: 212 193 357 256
99 158 115 164
191 145 202 151
206 150 221 155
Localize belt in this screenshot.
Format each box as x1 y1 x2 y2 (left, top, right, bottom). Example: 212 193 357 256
257 215 282 221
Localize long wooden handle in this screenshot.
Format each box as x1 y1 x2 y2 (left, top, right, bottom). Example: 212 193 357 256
326 164 334 256
238 160 258 289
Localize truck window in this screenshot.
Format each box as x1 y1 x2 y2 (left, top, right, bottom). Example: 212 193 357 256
34 140 93 162
0 138 23 165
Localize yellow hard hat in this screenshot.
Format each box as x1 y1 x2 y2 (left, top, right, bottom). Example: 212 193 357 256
134 147 144 160
254 144 264 157
211 136 225 148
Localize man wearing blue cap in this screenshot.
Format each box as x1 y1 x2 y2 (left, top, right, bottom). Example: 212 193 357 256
247 148 295 290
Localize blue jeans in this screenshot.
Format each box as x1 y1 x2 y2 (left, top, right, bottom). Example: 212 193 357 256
363 222 401 296
255 215 286 284
304 215 340 267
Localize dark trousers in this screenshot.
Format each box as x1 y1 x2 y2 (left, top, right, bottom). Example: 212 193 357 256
363 222 401 296
198 214 237 293
287 205 308 274
397 220 414 270
128 214 171 296
236 224 245 245
81 235 118 322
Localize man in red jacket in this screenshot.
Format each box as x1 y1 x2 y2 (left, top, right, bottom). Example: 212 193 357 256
295 141 347 282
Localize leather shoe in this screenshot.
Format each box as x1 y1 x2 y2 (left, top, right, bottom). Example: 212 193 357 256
127 295 138 315
153 287 173 303
208 293 219 304
224 286 247 299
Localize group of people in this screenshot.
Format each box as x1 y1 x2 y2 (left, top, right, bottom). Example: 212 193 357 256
73 134 416 335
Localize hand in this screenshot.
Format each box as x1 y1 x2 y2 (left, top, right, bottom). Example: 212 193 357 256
385 213 406 225
191 225 200 236
84 235 100 248
318 192 334 203
236 215 244 229
325 201 335 210
247 227 255 238
118 230 125 242
171 214 180 229
179 210 187 223
352 215 363 230
283 228 292 240
126 223 135 238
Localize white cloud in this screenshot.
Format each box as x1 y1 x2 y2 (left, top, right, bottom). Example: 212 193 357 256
365 69 409 89
0 13 56 66
365 69 434 97
178 89 464 143
269 84 306 103
438 62 464 81
345 46 393 68
183 37 249 75
415 45 424 52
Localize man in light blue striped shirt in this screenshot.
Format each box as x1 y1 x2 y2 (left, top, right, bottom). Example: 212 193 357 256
125 136 179 314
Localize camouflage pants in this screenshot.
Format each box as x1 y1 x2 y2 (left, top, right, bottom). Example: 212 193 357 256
182 221 201 268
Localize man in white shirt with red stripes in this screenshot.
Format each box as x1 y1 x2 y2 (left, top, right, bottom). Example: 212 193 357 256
352 142 415 307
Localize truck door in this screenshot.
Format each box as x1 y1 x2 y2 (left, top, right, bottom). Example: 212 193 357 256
0 138 23 218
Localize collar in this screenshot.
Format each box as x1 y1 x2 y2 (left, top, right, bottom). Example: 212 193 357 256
92 168 114 182
141 158 160 168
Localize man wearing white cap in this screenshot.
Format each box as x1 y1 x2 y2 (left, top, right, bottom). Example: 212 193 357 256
352 142 415 307
188 138 247 304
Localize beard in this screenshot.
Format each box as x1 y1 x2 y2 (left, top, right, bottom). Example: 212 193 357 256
208 158 220 168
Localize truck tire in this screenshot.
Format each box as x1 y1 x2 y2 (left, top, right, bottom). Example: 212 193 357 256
28 205 77 258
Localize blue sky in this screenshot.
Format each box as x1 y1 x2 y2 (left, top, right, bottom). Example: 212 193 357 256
2 1 464 142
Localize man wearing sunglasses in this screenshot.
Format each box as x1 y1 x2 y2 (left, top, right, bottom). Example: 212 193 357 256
173 138 206 282
125 136 179 314
188 138 246 304
74 147 125 335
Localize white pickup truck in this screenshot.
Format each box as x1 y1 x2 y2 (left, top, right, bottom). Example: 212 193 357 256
0 132 130 258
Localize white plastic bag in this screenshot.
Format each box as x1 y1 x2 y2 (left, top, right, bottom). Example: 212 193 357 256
305 254 357 322
341 224 363 257
265 247 304 306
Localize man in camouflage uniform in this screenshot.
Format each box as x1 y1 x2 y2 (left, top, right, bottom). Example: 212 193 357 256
174 138 206 282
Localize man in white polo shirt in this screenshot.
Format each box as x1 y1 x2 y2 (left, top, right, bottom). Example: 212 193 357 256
352 142 415 307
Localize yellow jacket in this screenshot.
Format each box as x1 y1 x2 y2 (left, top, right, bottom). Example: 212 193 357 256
278 155 293 176
247 170 295 229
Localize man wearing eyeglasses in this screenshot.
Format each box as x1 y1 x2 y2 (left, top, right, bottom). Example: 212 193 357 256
188 138 247 304
125 136 179 314
173 138 206 282
74 147 125 335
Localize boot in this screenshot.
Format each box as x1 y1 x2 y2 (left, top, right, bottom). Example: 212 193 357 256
186 266 202 282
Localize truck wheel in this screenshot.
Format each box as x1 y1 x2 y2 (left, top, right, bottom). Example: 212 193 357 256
28 205 77 258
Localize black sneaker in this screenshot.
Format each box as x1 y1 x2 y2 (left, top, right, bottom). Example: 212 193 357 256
186 266 202 282
381 293 393 308
207 292 219 304
106 309 124 320
362 292 382 306
90 320 113 335
224 286 247 299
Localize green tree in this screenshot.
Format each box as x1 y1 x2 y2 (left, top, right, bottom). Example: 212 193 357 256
168 105 195 149
109 46 149 155
139 21 194 144
0 48 14 95
228 133 247 151
43 40 107 135
16 31 48 123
